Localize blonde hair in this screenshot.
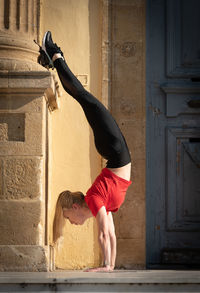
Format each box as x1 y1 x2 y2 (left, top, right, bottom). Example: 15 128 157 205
53 190 85 244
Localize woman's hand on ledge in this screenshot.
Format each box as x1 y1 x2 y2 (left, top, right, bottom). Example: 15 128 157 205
83 266 114 272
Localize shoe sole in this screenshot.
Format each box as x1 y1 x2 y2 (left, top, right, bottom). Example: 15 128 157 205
42 31 48 53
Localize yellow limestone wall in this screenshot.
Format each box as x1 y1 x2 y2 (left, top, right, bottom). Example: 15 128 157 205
41 0 102 269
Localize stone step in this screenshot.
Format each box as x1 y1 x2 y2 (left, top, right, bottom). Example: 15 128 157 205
0 270 200 293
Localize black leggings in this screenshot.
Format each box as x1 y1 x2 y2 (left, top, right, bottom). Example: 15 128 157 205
54 58 131 168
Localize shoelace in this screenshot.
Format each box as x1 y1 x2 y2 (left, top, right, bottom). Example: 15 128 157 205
54 43 63 56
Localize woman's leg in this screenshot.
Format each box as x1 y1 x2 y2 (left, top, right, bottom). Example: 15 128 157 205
41 31 131 168
54 57 131 168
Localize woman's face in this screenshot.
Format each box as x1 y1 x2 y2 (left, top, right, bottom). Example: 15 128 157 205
63 205 85 225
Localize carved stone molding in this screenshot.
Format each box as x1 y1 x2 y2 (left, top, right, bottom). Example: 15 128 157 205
0 71 60 111
45 73 60 112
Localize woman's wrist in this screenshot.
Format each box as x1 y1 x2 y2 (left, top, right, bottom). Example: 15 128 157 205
103 262 114 271
104 260 110 267
110 264 115 270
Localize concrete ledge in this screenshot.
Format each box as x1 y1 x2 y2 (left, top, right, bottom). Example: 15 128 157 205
0 270 200 284
0 271 200 293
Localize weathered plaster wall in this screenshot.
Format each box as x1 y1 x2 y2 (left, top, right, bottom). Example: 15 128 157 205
41 0 102 269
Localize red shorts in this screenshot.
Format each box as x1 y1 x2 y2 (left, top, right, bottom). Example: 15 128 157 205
84 168 132 217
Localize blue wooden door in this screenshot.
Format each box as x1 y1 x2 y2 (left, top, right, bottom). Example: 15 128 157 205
146 0 200 267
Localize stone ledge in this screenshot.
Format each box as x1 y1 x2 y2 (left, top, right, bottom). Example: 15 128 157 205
0 71 60 112
0 270 200 284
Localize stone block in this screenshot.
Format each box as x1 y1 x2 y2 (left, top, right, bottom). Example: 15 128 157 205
114 198 145 239
0 245 48 272
0 123 8 141
1 157 43 200
0 94 44 113
0 159 2 195
0 200 44 245
113 1 145 41
129 159 146 199
23 112 44 155
120 120 146 161
0 91 46 156
111 95 145 120
116 239 145 269
112 97 137 120
0 113 25 141
112 67 144 100
0 112 44 156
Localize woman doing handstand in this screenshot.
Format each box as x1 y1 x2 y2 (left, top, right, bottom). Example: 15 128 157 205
39 31 132 272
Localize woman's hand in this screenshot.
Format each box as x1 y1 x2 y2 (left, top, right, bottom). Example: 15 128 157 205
84 266 114 272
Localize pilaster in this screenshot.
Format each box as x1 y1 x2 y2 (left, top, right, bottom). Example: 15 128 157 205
0 0 41 71
105 0 146 269
0 0 59 271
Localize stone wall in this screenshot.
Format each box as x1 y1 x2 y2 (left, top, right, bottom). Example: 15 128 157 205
106 0 146 269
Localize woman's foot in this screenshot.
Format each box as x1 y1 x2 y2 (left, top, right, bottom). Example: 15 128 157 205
42 31 64 61
34 31 64 69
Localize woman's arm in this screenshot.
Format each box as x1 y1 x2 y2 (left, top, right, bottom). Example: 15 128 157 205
96 206 111 269
84 206 112 272
107 212 116 269
84 207 117 272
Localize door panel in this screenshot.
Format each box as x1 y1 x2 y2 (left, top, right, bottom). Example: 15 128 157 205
146 0 200 267
166 127 200 232
167 0 200 78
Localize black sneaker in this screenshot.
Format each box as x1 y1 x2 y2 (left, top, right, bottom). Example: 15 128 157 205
34 39 54 70
42 31 64 60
